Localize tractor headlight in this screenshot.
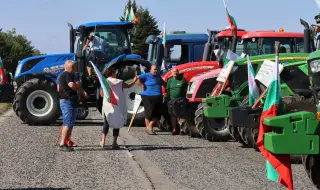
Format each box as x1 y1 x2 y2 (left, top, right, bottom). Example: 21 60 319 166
187 80 198 94
15 63 23 78
310 59 320 73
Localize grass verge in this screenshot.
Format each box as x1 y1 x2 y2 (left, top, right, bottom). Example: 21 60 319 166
0 103 12 115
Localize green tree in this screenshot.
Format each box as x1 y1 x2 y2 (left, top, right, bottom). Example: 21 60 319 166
0 28 43 72
120 0 161 55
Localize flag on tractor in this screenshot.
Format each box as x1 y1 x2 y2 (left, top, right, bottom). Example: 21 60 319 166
90 62 117 105
0 57 7 84
247 56 260 106
224 49 240 66
256 56 293 189
223 0 237 31
162 22 167 48
125 5 136 22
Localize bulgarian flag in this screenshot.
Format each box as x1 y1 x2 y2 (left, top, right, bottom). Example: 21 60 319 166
162 22 167 48
223 0 237 31
247 56 260 106
125 5 136 22
89 62 117 105
0 57 7 84
256 56 293 189
224 49 241 66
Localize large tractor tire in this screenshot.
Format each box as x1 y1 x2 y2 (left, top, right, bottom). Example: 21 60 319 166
226 118 246 145
13 78 60 125
239 94 315 151
195 103 230 142
235 96 258 149
302 154 320 189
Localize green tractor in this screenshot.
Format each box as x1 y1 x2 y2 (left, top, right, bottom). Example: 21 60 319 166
195 23 313 142
228 17 319 150
259 14 320 189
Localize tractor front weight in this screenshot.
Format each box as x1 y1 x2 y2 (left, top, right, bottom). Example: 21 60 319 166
263 111 319 155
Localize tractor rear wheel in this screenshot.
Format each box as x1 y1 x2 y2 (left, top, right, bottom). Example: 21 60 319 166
235 95 258 149
195 103 230 142
302 154 320 189
227 118 246 145
13 78 60 125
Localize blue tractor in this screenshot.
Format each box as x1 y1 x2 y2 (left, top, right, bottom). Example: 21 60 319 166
2 21 151 125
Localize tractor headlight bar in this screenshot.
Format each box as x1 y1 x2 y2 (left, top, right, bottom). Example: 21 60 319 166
310 59 320 73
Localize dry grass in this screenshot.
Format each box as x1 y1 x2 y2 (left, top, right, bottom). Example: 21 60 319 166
0 103 12 115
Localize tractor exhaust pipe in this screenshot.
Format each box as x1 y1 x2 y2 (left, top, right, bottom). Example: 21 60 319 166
67 22 75 53
231 30 237 53
202 29 213 62
300 19 311 53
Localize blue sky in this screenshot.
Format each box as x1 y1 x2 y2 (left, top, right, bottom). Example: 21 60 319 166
0 0 319 54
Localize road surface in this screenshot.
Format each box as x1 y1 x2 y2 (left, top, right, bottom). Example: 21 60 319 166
0 109 317 190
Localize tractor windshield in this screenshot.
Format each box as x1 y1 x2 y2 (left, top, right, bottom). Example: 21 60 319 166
243 37 304 56
217 36 244 56
147 42 159 64
84 28 131 61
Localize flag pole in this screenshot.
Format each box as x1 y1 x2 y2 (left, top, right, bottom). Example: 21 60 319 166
252 42 281 109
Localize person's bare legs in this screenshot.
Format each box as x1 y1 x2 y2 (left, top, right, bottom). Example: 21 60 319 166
60 126 68 146
145 118 150 129
112 129 120 149
101 133 107 147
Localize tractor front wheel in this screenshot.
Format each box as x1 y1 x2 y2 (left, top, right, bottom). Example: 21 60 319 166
13 78 60 125
302 154 320 189
195 103 230 142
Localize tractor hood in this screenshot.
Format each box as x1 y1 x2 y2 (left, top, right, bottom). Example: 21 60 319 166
161 61 219 82
307 50 320 61
189 68 224 83
14 53 75 79
103 53 151 73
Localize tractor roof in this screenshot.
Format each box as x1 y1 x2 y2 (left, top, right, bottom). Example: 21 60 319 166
157 33 208 43
216 29 247 38
242 31 304 39
75 22 133 30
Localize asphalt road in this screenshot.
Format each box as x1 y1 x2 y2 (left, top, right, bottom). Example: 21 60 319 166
0 109 317 190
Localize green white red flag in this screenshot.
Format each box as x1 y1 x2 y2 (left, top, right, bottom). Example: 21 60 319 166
222 0 237 31
162 22 167 48
125 4 136 22
247 56 260 106
256 56 293 190
89 62 117 105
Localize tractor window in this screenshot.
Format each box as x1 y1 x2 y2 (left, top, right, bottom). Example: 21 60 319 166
261 38 294 54
168 44 189 64
84 29 131 61
295 38 305 53
244 39 259 56
193 44 204 61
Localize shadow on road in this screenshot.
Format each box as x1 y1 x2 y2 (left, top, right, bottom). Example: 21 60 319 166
126 144 212 151
0 188 71 190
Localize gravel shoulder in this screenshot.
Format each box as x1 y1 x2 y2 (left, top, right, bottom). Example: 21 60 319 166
0 110 317 190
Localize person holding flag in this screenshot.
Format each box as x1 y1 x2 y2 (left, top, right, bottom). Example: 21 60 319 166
99 67 138 149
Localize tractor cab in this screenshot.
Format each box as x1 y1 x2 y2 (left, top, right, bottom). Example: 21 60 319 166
242 29 305 56
145 31 208 69
216 29 247 56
